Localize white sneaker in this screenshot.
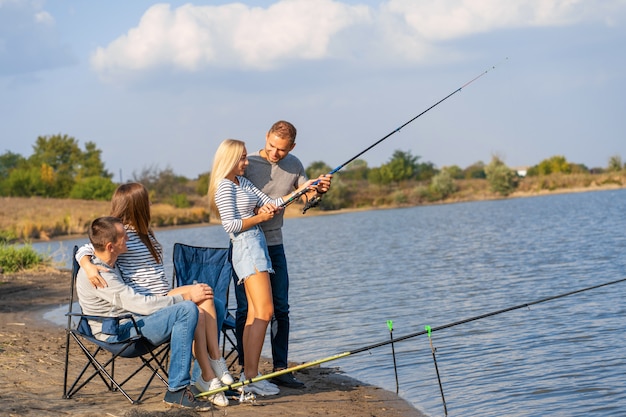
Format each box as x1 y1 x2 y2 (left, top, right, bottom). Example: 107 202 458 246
238 372 278 389
210 357 234 385
239 372 280 396
195 376 229 407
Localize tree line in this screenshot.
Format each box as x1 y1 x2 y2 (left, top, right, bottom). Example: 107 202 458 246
1 134 625 208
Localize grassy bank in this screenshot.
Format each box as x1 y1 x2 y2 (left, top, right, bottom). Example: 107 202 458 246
0 196 210 243
0 243 47 272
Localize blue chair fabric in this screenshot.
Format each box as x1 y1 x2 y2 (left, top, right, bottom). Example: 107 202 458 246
171 243 238 367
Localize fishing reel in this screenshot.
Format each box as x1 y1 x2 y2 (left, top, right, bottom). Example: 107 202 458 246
302 193 322 214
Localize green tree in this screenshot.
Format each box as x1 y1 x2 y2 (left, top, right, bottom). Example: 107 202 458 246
169 193 191 208
443 165 464 179
463 161 486 179
485 155 518 196
13 134 112 198
415 161 437 181
529 155 572 176
0 151 26 195
608 155 623 172
430 169 457 198
28 135 81 196
132 166 189 202
570 163 590 174
69 176 117 200
342 159 369 180
0 151 25 179
79 142 112 179
4 166 48 196
367 167 383 184
379 150 420 184
305 161 332 179
196 172 210 196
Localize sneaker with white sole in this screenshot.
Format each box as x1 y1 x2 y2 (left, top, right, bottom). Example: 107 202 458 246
164 386 213 411
241 372 278 389
239 372 278 388
239 372 280 396
195 376 229 407
210 357 234 385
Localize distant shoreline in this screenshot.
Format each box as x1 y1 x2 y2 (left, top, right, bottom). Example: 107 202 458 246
20 184 626 243
31 183 625 245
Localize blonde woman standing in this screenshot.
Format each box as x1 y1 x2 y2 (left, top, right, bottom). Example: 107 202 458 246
208 139 312 396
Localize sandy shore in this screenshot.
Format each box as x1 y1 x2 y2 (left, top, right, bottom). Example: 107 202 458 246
0 268 425 417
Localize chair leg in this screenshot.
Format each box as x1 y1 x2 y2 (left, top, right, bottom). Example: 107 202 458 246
65 333 164 404
65 334 111 397
222 330 239 369
63 329 72 398
116 343 170 403
133 344 170 403
66 334 137 403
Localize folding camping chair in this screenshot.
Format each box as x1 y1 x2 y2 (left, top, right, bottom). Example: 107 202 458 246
63 246 170 404
172 243 239 368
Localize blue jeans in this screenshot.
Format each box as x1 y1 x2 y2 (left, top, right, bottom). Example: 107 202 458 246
234 244 290 370
230 226 273 282
114 301 198 391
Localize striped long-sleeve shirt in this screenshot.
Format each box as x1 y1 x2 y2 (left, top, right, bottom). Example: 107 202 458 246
215 176 284 234
75 226 170 296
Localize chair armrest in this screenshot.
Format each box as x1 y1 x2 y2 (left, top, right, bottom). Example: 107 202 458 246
66 313 141 337
65 312 134 320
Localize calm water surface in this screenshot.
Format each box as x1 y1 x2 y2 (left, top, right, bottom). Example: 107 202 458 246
36 189 626 417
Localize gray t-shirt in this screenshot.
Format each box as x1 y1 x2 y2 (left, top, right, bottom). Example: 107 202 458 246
244 151 307 246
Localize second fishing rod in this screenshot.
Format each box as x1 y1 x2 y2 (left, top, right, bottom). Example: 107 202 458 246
196 275 626 398
280 58 507 212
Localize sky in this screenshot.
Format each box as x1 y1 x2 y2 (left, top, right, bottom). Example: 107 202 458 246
1 0 625 181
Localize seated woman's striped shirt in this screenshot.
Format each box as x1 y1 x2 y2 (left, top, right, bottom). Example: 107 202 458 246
215 176 284 234
75 226 170 296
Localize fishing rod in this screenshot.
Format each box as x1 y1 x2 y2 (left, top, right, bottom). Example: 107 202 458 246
196 275 626 398
280 58 507 212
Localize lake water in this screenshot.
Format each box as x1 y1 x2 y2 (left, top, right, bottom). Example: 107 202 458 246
35 189 626 417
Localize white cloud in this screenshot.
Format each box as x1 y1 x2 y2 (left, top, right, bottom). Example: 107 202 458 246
90 0 625 83
373 0 626 67
34 10 54 25
384 0 615 41
91 0 371 81
0 0 73 76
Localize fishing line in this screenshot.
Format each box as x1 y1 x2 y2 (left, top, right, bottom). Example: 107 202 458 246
280 58 508 212
196 275 626 398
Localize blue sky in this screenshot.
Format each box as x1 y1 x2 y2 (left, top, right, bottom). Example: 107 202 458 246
1 0 625 180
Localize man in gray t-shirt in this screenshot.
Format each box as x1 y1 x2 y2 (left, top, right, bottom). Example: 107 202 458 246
233 120 331 389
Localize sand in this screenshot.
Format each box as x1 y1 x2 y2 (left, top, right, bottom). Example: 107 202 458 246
0 268 425 417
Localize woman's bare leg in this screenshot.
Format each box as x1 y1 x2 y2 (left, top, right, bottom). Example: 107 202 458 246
169 286 217 382
197 299 221 359
242 271 273 379
192 309 217 381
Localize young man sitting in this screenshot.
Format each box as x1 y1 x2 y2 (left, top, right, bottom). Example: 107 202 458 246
76 216 218 411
